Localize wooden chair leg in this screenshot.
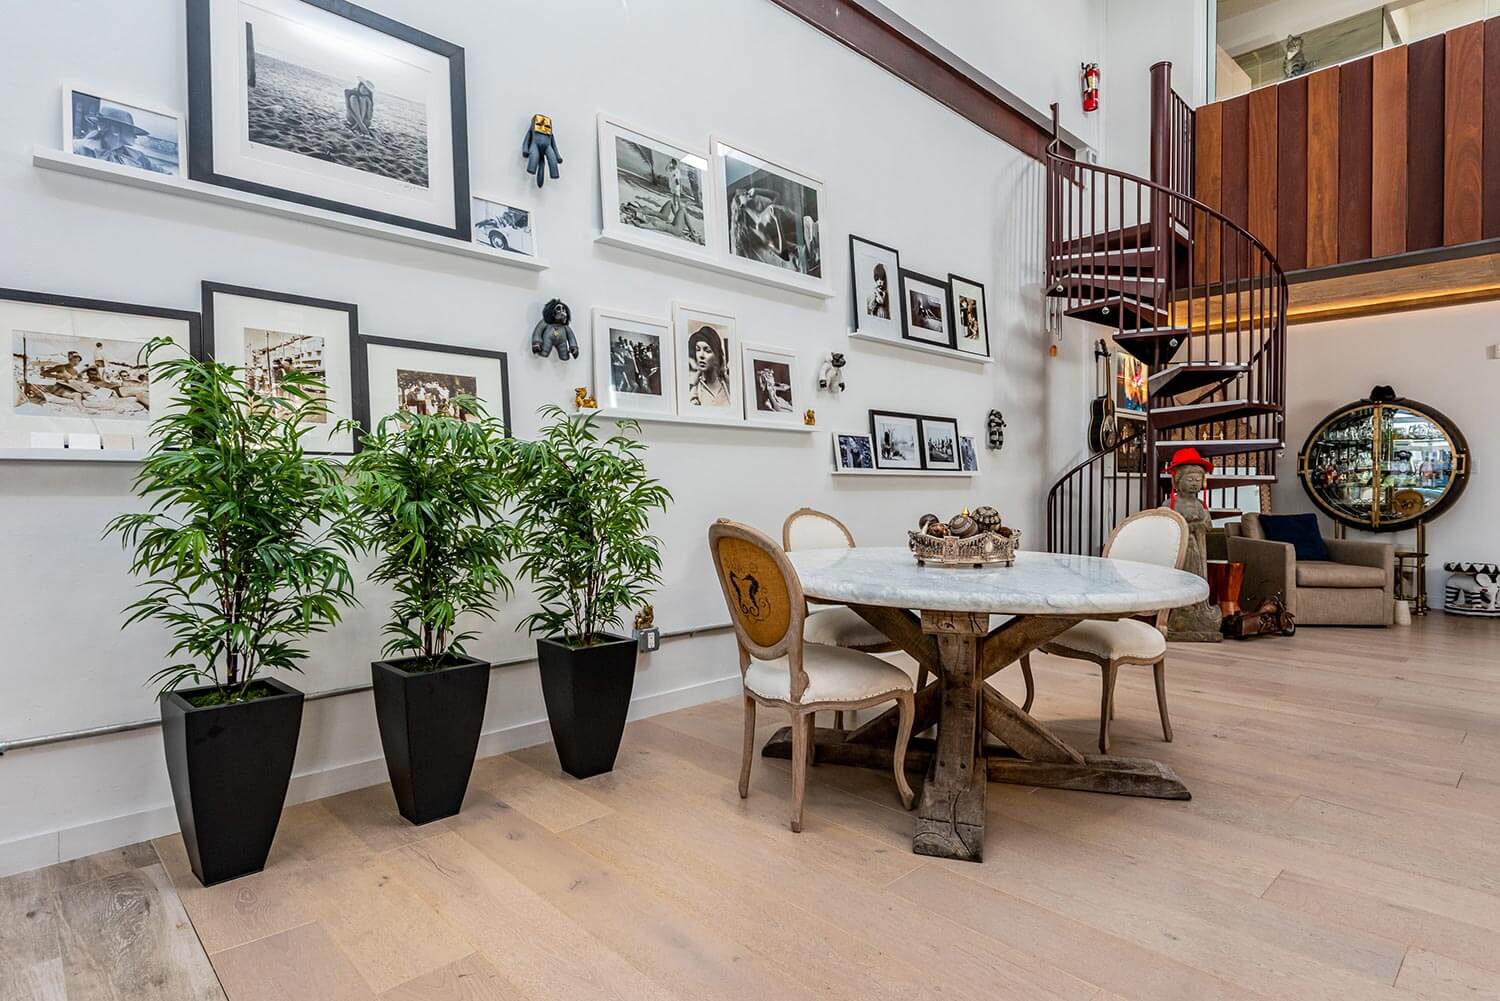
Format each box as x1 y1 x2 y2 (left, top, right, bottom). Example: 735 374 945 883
1020 654 1035 712
806 713 818 767
916 663 930 693
789 710 809 833
738 693 756 799
833 710 846 731
1099 663 1118 754
892 693 916 809
1153 659 1173 743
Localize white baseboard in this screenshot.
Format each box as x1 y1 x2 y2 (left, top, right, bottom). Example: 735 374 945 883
0 673 741 879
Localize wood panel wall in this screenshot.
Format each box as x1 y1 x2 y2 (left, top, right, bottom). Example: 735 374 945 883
1196 18 1499 272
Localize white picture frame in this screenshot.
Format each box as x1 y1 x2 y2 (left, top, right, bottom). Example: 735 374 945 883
597 114 713 260
711 137 830 295
672 302 738 418
62 84 184 178
470 193 538 258
592 308 675 416
740 342 799 425
959 434 979 472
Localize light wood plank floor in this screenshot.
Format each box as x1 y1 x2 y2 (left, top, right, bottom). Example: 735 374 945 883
4 615 1500 999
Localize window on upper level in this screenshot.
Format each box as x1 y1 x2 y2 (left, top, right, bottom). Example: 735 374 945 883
1213 0 1500 99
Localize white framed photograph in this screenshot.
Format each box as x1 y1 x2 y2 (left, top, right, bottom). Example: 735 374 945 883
63 86 183 177
598 115 711 256
470 194 536 257
593 308 675 416
741 343 799 424
713 138 826 290
850 235 901 340
920 416 961 471
672 303 737 417
833 431 875 471
3 289 200 452
959 435 979 472
947 274 990 358
361 335 508 433
870 410 921 470
900 270 953 348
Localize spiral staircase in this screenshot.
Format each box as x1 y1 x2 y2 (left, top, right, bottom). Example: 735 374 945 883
1045 62 1287 556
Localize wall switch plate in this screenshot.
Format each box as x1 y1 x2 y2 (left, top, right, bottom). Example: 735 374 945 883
635 627 661 653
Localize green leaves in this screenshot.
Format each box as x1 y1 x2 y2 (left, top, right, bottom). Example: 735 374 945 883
512 406 671 644
342 398 518 665
104 338 359 700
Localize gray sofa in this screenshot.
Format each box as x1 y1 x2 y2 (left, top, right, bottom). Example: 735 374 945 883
1225 513 1395 626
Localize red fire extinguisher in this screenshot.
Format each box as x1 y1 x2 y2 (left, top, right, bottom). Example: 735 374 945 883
1082 62 1100 113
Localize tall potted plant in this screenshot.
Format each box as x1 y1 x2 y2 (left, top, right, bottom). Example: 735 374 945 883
342 400 516 825
107 344 358 886
513 406 671 778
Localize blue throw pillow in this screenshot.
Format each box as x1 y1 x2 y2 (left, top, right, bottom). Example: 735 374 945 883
1258 513 1330 562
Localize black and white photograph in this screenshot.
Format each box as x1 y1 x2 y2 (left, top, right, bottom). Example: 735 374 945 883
959 435 979 472
717 141 822 279
741 344 798 423
834 432 874 471
65 89 181 176
471 196 535 256
947 274 991 358
188 0 469 239
849 236 902 339
363 335 508 436
397 368 475 419
920 416 962 471
0 290 200 452
202 282 366 453
870 410 922 470
900 270 953 348
597 117 713 257
591 309 675 415
673 303 736 416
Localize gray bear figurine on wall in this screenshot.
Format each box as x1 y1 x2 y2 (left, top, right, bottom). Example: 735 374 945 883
531 299 578 360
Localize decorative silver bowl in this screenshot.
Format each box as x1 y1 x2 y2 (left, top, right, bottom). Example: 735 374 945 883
907 529 1021 568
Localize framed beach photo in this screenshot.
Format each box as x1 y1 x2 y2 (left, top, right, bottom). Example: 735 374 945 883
361 335 509 434
919 416 962 471
63 86 183 177
714 139 825 288
869 410 922 470
849 235 901 340
900 270 953 348
741 343 799 425
833 431 875 471
201 282 367 454
470 194 536 257
593 308 675 416
947 274 990 358
672 303 737 418
598 115 710 256
959 434 979 472
186 0 470 239
2 288 199 453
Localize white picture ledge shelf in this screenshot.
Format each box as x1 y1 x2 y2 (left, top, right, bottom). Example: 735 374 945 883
832 468 974 478
848 330 993 366
594 409 819 433
594 231 835 300
33 149 550 272
0 448 150 463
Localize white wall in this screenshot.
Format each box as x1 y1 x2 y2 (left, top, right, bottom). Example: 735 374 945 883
1103 0 1210 179
1275 303 1500 598
0 0 1094 873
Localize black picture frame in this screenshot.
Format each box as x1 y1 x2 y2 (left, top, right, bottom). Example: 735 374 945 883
186 0 471 241
200 281 368 454
918 415 962 471
868 408 925 470
0 287 202 356
848 234 901 335
946 272 991 358
359 334 511 446
898 268 954 349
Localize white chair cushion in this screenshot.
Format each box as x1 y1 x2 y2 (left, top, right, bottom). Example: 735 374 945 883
745 643 914 704
1047 618 1166 661
1107 512 1185 569
804 606 894 650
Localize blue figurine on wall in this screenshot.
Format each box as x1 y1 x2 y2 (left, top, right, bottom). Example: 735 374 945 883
531 299 578 360
523 114 562 188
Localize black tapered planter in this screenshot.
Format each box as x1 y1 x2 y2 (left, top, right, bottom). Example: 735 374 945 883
372 655 490 825
160 677 304 887
536 633 638 779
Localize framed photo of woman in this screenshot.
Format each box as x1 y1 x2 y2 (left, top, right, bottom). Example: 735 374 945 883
849 235 901 341
598 115 713 259
671 303 737 418
740 343 799 425
900 270 953 348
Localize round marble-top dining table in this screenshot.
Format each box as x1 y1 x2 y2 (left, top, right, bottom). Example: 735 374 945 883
763 547 1209 862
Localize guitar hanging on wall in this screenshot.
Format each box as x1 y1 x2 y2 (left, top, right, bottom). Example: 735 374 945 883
1087 338 1119 452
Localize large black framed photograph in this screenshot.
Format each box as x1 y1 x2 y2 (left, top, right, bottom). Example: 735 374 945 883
361 335 509 438
3 288 200 453
869 409 922 470
900 269 953 348
201 281 368 454
187 0 470 240
919 416 962 471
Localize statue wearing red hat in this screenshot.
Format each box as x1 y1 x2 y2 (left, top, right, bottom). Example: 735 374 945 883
1164 447 1223 642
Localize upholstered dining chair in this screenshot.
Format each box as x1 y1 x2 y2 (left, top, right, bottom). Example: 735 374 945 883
709 519 915 832
1022 507 1189 753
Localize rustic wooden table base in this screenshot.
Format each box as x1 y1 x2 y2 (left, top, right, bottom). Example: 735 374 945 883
763 604 1190 861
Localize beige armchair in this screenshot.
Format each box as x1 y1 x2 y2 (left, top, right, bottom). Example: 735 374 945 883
1226 513 1394 626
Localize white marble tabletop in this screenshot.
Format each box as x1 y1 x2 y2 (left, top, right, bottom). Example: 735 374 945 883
788 547 1209 616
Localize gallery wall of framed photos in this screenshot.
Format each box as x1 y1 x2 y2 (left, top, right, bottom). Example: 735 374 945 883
0 0 1097 870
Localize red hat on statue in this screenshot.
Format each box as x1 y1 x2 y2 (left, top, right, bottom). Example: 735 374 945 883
1165 447 1214 510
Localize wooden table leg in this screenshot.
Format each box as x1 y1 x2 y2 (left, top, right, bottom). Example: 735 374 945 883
912 611 989 861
